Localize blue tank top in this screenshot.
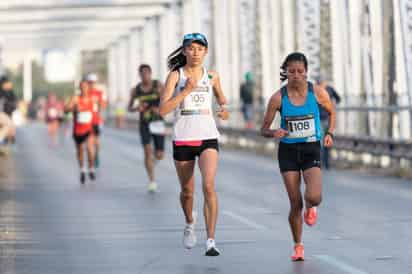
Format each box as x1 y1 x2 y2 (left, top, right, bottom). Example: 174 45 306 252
280 82 322 144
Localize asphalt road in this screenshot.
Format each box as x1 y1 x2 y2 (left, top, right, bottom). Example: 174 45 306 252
0 123 410 274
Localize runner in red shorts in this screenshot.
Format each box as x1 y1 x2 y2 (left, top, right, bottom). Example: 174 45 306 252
64 80 96 184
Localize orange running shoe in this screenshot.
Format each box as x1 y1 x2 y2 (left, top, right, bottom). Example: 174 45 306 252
291 244 304 261
304 207 317 226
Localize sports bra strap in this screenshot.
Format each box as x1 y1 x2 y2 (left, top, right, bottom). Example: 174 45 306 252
307 82 314 93
281 86 288 98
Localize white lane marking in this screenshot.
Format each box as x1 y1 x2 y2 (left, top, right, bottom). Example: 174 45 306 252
223 210 268 231
315 255 369 274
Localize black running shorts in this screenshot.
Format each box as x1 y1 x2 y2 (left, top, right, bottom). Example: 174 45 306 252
73 132 91 145
139 123 165 151
173 139 219 161
92 125 101 136
278 141 321 172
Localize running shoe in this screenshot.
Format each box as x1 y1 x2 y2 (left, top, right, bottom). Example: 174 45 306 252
205 238 220 256
304 207 318 226
80 172 86 184
89 171 96 181
183 212 197 249
291 244 304 261
147 182 158 193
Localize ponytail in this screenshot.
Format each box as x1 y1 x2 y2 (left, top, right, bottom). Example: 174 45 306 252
167 46 186 71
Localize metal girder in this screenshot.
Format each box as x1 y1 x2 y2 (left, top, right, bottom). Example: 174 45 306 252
297 0 321 81
1 27 137 51
2 30 130 39
0 5 166 23
3 33 125 50
0 20 145 32
0 2 167 51
0 0 173 10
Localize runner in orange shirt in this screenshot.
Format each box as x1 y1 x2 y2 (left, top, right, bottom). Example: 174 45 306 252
64 80 96 184
86 73 107 168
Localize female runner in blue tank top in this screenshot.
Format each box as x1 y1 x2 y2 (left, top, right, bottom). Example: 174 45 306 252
261 53 336 261
159 33 229 256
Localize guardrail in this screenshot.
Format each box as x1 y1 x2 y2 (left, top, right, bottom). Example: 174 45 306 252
106 114 412 170
218 128 412 168
106 102 412 169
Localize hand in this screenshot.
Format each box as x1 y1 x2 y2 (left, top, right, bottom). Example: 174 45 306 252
138 102 149 112
217 107 229 120
324 134 333 147
151 106 160 115
183 77 197 93
273 128 289 138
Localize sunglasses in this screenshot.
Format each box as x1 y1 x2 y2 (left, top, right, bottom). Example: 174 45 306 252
183 33 208 46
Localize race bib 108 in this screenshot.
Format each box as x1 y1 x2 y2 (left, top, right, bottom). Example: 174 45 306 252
285 114 316 138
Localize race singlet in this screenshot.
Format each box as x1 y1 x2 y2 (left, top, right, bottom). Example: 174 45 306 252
181 86 211 116
77 111 92 124
285 114 316 139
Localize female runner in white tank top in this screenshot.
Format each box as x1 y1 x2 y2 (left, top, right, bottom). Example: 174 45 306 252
160 33 229 256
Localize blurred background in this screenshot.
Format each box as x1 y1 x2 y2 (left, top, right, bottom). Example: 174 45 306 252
0 0 411 170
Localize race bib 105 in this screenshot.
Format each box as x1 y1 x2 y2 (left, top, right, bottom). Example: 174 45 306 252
181 87 211 115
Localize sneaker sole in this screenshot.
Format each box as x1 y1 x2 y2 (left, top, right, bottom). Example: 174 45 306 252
205 248 220 256
291 257 304 262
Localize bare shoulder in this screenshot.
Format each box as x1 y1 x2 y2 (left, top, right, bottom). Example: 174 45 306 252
207 70 219 81
313 84 327 96
207 70 218 77
270 90 282 106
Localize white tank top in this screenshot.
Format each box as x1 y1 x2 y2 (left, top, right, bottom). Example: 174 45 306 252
173 67 220 141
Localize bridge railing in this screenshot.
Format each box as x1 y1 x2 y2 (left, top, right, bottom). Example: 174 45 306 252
106 105 412 169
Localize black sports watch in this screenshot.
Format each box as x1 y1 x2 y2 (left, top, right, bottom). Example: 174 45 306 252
325 131 334 138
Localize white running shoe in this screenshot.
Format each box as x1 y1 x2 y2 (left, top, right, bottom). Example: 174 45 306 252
183 212 197 249
205 238 221 256
147 182 158 192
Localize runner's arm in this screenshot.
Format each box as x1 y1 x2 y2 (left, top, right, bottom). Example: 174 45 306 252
261 91 288 138
209 71 229 120
209 71 227 106
127 88 138 112
64 96 77 113
100 92 108 110
151 81 165 114
159 70 194 117
314 86 336 134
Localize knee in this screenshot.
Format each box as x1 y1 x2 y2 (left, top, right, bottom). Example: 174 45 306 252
180 189 193 200
155 151 164 160
86 142 94 152
290 200 304 214
202 182 216 197
181 187 194 199
306 194 322 207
